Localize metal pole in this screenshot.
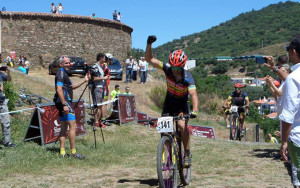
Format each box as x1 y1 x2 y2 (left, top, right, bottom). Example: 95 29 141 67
256 124 259 142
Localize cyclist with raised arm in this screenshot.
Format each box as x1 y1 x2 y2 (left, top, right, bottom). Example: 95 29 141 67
223 83 250 135
145 35 198 167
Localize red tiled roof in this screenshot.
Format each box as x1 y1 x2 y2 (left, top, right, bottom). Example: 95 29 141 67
267 112 277 118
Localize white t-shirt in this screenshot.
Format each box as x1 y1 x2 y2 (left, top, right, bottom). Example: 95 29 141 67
25 61 30 68
125 58 133 69
57 5 63 12
139 60 147 72
132 62 138 71
117 14 121 21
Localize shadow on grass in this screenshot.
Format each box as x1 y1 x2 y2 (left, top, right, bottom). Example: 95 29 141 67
46 147 60 154
251 149 281 160
118 178 158 186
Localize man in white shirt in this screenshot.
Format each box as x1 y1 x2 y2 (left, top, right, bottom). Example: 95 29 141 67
125 56 133 83
139 57 148 84
266 37 300 181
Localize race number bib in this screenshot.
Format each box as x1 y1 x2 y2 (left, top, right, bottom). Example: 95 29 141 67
156 117 174 133
231 106 238 113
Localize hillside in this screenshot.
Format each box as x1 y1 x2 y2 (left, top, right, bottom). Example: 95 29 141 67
153 1 300 61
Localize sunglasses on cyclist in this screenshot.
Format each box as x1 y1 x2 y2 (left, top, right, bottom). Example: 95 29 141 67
235 88 242 90
171 66 182 71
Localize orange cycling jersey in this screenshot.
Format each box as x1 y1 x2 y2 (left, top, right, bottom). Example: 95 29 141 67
159 61 196 103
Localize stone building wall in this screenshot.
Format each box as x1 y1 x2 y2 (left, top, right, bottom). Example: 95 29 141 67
1 12 133 67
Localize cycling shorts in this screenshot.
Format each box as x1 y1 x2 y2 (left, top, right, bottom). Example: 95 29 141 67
55 101 75 122
162 100 189 117
238 106 246 115
224 108 231 115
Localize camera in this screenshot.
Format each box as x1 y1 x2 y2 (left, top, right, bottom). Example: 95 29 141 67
0 66 7 71
255 57 267 64
85 66 97 77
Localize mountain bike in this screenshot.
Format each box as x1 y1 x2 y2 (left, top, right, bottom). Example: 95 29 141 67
15 88 50 107
229 105 246 141
140 114 191 188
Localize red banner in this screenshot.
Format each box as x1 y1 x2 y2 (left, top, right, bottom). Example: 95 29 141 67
24 100 87 146
39 101 86 145
137 111 149 125
187 125 216 139
118 94 138 124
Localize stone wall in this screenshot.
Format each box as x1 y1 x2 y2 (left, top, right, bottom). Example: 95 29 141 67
1 12 133 67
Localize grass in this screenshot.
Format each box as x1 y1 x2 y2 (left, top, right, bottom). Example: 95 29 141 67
0 113 292 187
0 69 293 187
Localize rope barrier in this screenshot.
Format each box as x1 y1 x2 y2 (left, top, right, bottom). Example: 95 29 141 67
0 106 45 115
0 98 118 115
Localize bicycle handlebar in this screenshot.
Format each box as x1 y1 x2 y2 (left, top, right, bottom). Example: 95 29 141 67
137 114 190 124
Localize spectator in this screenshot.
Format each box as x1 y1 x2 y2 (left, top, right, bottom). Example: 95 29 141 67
57 3 63 14
110 84 120 100
123 86 131 95
125 56 133 83
117 12 122 22
132 58 138 81
276 55 289 84
50 3 56 13
91 53 110 128
24 57 30 74
53 56 89 159
91 13 96 17
265 37 300 186
18 62 26 74
139 57 147 84
19 55 24 66
267 133 278 143
0 66 16 148
112 10 117 21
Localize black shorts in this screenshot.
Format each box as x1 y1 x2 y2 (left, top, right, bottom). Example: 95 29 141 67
162 100 189 117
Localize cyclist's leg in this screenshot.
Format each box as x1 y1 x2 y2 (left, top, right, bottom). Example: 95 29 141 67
225 110 230 128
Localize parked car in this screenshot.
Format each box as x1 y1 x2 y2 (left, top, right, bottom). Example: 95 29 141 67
108 58 123 80
49 56 87 75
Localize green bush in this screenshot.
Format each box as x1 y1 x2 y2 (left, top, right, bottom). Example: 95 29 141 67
149 86 166 109
3 81 18 111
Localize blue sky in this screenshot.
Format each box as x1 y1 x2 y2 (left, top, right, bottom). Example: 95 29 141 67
1 0 298 50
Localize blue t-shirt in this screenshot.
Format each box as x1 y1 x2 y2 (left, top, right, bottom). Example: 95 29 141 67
18 66 26 74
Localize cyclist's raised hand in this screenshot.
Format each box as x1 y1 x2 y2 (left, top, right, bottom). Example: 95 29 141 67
190 111 198 119
147 35 157 44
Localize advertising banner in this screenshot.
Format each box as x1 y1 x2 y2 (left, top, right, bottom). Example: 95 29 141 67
10 51 16 60
137 111 148 126
24 100 87 146
118 94 138 124
187 125 216 139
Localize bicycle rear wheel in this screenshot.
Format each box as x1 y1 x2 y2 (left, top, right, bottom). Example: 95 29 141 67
178 138 191 186
230 114 238 140
30 95 50 104
157 136 178 188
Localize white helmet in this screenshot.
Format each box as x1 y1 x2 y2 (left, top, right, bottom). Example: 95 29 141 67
105 53 114 59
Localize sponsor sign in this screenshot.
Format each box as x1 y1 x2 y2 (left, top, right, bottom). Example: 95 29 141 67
187 125 216 139
24 100 87 146
137 111 148 125
10 51 16 60
118 94 138 124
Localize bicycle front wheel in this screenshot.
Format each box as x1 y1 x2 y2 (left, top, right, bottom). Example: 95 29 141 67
178 138 191 186
157 136 178 188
